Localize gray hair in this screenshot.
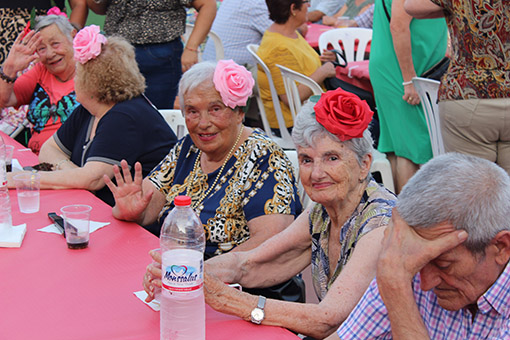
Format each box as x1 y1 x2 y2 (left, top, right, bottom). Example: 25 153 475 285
292 100 374 165
397 153 510 253
178 61 240 113
35 15 75 42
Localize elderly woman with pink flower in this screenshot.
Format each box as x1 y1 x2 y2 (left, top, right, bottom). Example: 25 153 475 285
8 26 176 208
144 87 397 339
0 14 80 154
106 59 302 257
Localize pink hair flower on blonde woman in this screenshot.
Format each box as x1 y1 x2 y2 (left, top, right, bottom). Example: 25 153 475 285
213 59 255 109
73 25 107 64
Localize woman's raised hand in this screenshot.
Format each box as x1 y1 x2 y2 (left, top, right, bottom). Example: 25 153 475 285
4 30 41 76
104 160 153 222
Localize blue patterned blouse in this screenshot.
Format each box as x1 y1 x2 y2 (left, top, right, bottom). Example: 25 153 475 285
148 129 303 258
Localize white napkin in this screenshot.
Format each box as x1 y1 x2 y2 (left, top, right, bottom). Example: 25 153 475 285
0 224 27 248
134 290 160 311
38 221 110 234
11 159 22 172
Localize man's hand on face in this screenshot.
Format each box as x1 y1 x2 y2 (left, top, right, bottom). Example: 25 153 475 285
377 209 468 288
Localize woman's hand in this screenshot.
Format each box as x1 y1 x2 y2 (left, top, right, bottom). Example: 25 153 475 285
320 49 337 63
181 48 199 73
317 61 337 79
104 160 153 221
3 30 41 77
143 249 162 302
402 83 421 106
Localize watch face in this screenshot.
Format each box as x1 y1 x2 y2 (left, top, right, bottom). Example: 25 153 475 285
251 308 264 323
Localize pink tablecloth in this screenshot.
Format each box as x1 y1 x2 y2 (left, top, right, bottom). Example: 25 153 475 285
336 60 373 94
0 133 299 340
305 23 333 49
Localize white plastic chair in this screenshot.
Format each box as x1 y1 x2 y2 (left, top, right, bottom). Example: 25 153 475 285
246 44 295 149
371 150 395 193
183 23 224 61
284 149 312 209
318 28 372 64
7 119 30 138
159 109 188 139
276 64 324 120
412 77 444 157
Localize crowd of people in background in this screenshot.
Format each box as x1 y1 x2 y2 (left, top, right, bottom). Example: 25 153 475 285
0 0 509 339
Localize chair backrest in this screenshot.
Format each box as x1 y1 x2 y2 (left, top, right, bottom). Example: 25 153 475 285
159 109 188 139
412 77 444 157
276 64 324 120
318 28 372 64
183 23 225 61
246 44 295 149
284 149 312 208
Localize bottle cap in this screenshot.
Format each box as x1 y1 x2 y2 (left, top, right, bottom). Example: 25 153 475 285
174 195 191 206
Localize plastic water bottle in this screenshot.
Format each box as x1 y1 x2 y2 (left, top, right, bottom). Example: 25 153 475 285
160 195 205 340
0 135 12 235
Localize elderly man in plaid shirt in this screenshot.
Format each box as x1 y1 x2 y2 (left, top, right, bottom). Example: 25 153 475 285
337 153 510 340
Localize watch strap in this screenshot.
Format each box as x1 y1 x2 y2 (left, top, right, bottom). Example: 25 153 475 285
257 295 266 309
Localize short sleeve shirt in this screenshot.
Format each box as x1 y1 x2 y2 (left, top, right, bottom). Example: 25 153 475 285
55 96 176 205
104 0 193 44
430 0 510 100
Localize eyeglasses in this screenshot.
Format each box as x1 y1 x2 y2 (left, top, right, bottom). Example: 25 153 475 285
302 0 310 3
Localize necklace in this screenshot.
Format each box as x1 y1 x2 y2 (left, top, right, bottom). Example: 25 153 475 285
189 125 244 211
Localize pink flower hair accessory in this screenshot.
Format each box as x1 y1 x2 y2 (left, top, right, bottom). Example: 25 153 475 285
213 60 254 109
73 25 107 64
47 7 68 18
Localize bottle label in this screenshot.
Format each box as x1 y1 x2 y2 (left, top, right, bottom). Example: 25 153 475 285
161 249 203 292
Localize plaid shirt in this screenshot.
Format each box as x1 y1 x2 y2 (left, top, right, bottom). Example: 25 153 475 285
202 0 272 66
354 3 374 28
337 262 510 339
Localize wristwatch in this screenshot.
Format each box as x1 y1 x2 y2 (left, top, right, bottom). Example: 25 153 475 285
250 295 266 324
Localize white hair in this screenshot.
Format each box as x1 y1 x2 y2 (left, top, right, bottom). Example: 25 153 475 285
35 15 75 42
291 100 374 166
397 153 510 253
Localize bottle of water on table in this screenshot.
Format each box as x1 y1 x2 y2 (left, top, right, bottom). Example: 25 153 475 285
0 135 12 235
160 195 205 340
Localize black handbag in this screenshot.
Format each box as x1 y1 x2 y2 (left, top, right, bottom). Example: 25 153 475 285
421 57 450 81
243 275 306 303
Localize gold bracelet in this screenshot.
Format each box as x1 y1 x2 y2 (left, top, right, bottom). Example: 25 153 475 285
185 45 198 53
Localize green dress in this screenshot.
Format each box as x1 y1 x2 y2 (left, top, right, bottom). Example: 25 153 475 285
369 0 447 164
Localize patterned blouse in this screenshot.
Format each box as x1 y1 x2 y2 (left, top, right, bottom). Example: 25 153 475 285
103 0 193 45
148 129 302 258
431 0 510 101
310 179 396 300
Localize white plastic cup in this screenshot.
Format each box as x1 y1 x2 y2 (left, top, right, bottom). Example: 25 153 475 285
5 145 14 172
61 204 92 249
14 173 40 214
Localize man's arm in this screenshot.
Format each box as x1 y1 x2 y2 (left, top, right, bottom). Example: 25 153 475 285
376 211 468 340
404 0 445 18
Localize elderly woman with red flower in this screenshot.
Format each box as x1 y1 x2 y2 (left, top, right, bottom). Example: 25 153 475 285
8 26 176 208
109 61 303 280
146 88 397 339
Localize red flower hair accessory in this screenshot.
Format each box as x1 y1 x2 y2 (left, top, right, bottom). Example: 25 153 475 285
314 87 373 141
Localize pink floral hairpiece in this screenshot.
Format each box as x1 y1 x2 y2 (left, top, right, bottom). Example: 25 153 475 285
47 7 68 18
213 60 254 110
73 25 107 64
